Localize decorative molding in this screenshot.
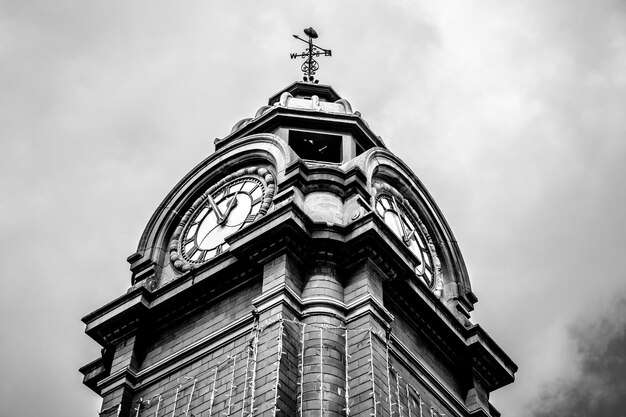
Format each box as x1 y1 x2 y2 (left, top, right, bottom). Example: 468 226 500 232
334 98 353 114
363 148 475 305
301 295 347 320
98 368 137 397
251 283 302 317
249 282 395 328
345 293 394 327
215 106 385 151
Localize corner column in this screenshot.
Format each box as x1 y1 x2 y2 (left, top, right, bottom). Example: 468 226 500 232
98 332 141 416
251 250 303 416
344 257 394 417
300 254 346 417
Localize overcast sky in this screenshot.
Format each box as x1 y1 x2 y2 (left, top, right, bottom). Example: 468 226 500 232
1 1 624 416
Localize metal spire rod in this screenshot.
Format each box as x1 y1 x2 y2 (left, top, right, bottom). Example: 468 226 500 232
290 27 332 84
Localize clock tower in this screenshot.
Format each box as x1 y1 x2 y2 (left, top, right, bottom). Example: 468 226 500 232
81 80 516 417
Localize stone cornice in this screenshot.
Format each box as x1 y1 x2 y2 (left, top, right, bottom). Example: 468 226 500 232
301 296 347 319
281 158 370 201
466 324 517 390
251 282 302 317
215 106 385 151
82 252 243 346
82 287 149 346
251 281 396 331
98 368 136 397
345 294 394 327
386 280 516 392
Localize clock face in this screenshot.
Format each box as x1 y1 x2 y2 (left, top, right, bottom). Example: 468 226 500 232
170 167 275 271
375 192 435 288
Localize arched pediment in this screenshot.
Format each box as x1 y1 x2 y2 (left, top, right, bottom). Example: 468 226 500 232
128 134 294 284
353 148 474 307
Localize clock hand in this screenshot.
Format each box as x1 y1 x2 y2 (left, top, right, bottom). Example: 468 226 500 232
392 197 410 240
206 194 224 223
403 228 415 245
220 197 238 224
220 182 246 225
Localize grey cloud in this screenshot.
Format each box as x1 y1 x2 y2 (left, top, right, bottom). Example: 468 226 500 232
533 298 626 417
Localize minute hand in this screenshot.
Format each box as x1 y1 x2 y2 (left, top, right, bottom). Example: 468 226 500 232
393 197 411 244
398 214 415 245
207 195 224 223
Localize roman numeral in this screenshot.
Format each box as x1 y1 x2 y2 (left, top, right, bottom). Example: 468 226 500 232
245 214 256 223
251 196 263 206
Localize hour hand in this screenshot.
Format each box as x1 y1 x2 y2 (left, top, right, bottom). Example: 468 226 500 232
403 228 415 245
207 195 224 223
219 182 246 225
219 194 239 224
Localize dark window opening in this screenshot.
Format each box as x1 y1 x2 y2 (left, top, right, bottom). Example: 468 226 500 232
289 130 342 163
355 141 365 157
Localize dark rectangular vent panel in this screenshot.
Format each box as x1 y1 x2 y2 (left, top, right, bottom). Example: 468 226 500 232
289 130 342 163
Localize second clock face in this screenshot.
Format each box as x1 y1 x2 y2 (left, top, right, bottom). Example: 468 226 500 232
375 193 435 288
170 167 276 271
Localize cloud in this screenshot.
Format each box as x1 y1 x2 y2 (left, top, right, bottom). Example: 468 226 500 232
0 1 625 417
532 298 626 416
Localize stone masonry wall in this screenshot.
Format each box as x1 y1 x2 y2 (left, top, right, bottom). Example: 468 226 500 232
101 258 464 417
140 281 262 368
386 300 464 399
103 318 457 417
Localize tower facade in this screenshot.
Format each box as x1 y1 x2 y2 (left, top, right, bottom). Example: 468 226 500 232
81 82 516 417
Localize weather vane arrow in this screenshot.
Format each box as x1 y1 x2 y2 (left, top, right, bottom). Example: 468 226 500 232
290 27 332 84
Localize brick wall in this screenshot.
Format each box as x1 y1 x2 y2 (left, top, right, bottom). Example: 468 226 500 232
140 281 262 368
109 317 456 417
130 333 250 416
387 352 455 417
386 298 464 399
102 262 465 416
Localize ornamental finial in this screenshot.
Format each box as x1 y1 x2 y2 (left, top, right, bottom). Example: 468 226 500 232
290 27 332 84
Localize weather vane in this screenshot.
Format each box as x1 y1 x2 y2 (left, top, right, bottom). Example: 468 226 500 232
290 27 332 84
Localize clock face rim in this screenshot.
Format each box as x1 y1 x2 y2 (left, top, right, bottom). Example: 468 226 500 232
169 167 276 272
373 182 438 289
